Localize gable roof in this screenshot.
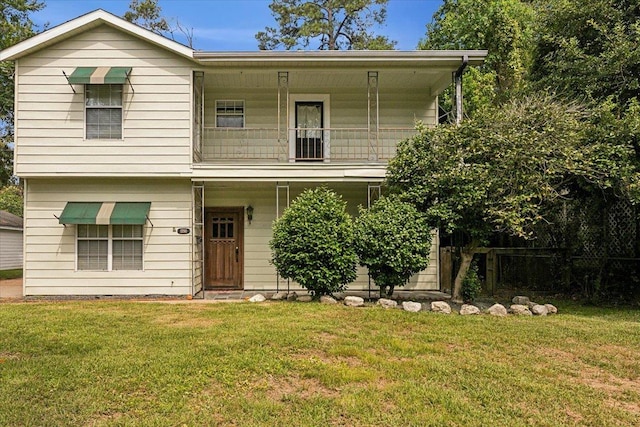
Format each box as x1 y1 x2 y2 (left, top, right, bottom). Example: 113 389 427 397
0 9 194 62
0 211 23 230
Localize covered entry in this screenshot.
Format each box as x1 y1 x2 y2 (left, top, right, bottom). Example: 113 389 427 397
204 207 244 289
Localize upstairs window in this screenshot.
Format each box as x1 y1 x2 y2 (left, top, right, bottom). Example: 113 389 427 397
86 84 123 139
216 100 244 128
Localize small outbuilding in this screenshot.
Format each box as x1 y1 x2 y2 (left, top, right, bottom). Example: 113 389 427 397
0 210 23 270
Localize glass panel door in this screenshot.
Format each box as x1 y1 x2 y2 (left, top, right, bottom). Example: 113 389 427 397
295 102 323 161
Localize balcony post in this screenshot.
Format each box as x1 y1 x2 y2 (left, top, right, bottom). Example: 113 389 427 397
368 71 379 161
193 71 204 163
277 72 289 161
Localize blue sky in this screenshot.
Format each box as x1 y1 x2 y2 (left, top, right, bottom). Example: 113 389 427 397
32 0 443 51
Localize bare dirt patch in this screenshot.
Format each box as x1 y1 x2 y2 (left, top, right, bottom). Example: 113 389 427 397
153 314 222 328
265 375 340 401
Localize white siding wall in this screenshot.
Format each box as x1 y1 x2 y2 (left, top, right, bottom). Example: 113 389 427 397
205 182 439 292
203 86 436 129
15 25 193 177
0 229 23 270
24 178 192 296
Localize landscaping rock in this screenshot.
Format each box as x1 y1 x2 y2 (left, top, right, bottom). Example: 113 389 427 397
249 294 266 303
320 295 338 304
344 296 365 307
377 298 398 309
297 295 313 302
460 304 481 315
526 301 538 309
531 304 548 316
431 301 452 314
402 301 422 312
270 292 287 301
286 292 298 302
545 304 558 314
512 296 530 305
510 304 533 315
332 292 346 301
487 303 508 316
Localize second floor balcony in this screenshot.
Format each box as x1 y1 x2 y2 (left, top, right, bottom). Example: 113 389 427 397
199 127 418 163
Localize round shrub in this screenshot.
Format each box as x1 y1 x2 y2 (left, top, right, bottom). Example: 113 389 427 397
354 195 432 297
270 187 357 296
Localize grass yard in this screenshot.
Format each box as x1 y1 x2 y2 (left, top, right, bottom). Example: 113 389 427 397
0 269 22 280
0 301 639 426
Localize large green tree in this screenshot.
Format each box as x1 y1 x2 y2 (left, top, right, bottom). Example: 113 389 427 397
531 0 640 107
1 0 44 186
387 95 639 301
256 0 396 50
123 0 170 36
420 0 535 117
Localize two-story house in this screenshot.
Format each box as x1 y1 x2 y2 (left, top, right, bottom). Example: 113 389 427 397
0 10 486 297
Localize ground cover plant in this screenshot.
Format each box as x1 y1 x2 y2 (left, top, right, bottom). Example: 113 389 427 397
0 300 639 426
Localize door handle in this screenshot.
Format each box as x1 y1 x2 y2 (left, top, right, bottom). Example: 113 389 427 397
235 246 239 262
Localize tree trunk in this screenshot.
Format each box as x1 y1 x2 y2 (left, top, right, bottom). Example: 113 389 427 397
451 239 480 303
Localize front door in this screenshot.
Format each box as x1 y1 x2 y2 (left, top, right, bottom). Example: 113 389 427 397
295 101 324 161
205 208 244 290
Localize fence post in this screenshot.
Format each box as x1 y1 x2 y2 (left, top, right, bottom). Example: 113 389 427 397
486 249 497 295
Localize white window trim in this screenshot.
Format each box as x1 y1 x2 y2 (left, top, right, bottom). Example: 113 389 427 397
84 84 124 141
75 224 145 272
215 99 245 128
288 94 330 162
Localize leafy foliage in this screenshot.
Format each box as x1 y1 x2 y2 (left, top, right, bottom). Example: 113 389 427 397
1 0 44 184
270 187 357 296
531 0 640 107
420 0 535 117
256 0 396 50
461 261 482 302
123 0 170 36
354 196 432 297
0 185 23 217
387 94 640 300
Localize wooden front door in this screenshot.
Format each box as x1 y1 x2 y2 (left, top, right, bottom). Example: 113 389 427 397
205 208 244 290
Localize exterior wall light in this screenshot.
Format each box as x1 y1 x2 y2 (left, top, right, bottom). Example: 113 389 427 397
246 205 254 224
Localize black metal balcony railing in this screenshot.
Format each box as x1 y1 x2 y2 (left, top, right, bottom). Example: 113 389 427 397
200 127 417 162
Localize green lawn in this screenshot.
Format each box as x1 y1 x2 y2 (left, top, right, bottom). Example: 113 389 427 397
0 269 22 280
0 301 639 426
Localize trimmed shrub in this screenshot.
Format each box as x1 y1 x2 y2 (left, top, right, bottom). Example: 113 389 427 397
354 195 432 297
270 187 357 296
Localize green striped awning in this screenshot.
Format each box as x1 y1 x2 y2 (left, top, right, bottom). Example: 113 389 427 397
67 67 132 84
59 202 150 225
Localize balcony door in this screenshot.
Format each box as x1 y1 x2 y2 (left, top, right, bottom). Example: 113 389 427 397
295 101 323 161
289 94 330 162
205 208 244 290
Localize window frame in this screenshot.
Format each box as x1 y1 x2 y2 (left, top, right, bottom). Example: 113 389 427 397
215 99 245 128
76 224 144 271
85 84 124 140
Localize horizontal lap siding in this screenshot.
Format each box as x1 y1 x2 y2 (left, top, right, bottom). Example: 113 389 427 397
205 182 439 292
204 87 436 129
0 229 23 270
24 178 192 296
15 25 193 177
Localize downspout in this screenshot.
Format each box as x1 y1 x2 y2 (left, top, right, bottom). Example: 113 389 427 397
454 55 469 125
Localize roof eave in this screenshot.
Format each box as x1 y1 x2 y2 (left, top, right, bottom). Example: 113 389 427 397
193 50 487 66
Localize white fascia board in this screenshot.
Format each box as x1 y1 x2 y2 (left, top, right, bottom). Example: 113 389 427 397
0 9 194 61
190 164 388 182
193 50 487 66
